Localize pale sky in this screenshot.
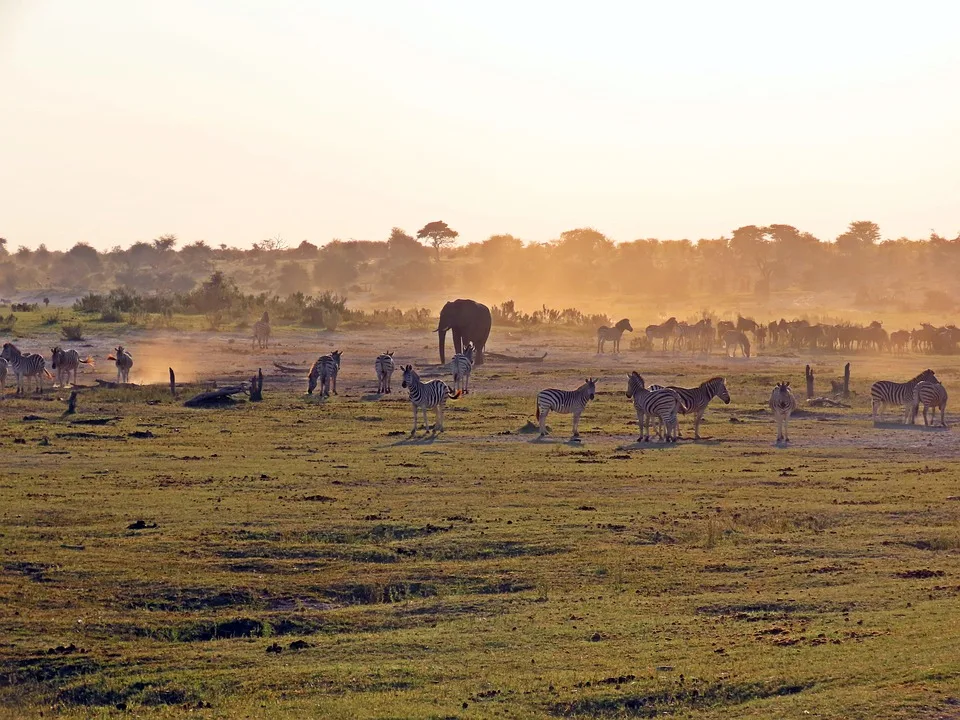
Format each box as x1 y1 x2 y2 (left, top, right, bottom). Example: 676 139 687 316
2 0 959 251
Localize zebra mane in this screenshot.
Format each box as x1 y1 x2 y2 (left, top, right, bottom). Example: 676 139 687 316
911 369 936 383
705 376 725 385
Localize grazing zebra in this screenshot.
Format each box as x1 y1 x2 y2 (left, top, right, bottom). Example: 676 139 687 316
252 311 271 349
722 330 751 358
375 351 396 394
1 342 52 394
626 372 681 442
51 346 94 387
107 346 134 383
536 378 597 440
645 317 678 352
769 381 797 443
870 369 937 422
450 343 475 394
0 357 7 397
401 364 460 436
909 380 948 427
308 350 342 396
661 376 731 440
597 319 633 353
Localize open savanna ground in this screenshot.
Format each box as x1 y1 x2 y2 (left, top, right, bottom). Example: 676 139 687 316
1 325 959 719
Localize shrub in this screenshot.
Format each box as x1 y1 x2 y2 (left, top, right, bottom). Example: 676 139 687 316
11 302 38 312
42 310 63 325
0 313 15 332
60 323 85 341
99 308 124 323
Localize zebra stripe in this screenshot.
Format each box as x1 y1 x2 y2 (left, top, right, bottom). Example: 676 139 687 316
910 380 948 427
1 342 51 394
536 378 597 439
375 352 396 394
626 372 680 442
401 365 460 436
252 312 271 349
870 369 937 421
308 350 342 396
108 346 134 383
51 346 94 387
0 357 7 396
662 376 731 440
450 344 475 394
769 381 797 443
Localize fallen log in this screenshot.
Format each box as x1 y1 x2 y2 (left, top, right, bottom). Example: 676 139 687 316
273 362 308 374
94 379 138 389
484 351 548 363
806 397 851 408
184 385 248 407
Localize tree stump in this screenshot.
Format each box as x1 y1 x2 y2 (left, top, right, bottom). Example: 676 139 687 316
843 363 850 398
805 365 815 399
66 391 78 415
250 369 264 402
169 368 176 398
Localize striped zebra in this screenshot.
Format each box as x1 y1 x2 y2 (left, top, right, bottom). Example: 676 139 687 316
0 357 7 397
308 350 342 396
375 351 396 394
909 380 948 427
0 342 52 394
252 311 271 349
769 381 797 443
597 319 632 354
626 372 681 442
450 343 475 394
870 369 937 422
51 346 94 387
645 317 678 352
660 376 731 440
401 364 461 436
107 346 134 383
722 330 751 358
536 378 597 440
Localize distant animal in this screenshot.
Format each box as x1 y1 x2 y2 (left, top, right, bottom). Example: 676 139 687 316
450 343 475 394
661 377 731 440
308 350 342 396
754 325 767 350
722 330 751 358
252 311 271 349
1 342 52 394
889 330 910 355
716 320 735 343
909 380 948 427
736 315 758 334
870 369 938 422
645 317 678 351
769 381 797 443
626 372 681 442
536 379 597 440
401 364 461 436
597 319 633 354
107 346 133 384
436 299 492 365
50 346 94 387
375 352 396 394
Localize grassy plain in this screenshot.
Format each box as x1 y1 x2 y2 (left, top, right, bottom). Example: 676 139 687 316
1 324 959 719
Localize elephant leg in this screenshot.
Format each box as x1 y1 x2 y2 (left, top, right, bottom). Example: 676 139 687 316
453 328 463 357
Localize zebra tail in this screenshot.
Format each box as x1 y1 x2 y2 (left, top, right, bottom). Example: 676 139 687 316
448 388 462 400
107 355 117 361
81 357 95 365
43 369 54 379
536 403 540 422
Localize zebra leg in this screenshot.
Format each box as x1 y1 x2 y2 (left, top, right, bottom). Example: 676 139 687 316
538 407 548 437
694 411 705 440
635 407 644 442
333 374 338 395
784 413 790 442
435 404 444 433
572 411 581 439
410 404 419 436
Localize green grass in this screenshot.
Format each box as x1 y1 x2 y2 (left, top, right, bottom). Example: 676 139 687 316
0 350 959 719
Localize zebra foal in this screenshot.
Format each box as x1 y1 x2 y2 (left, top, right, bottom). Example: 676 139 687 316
450 343 474 394
626 372 681 442
1 343 52 394
536 378 597 440
870 369 937 422
401 365 460 436
909 381 948 427
769 381 796 443
308 350 342 396
375 352 396 394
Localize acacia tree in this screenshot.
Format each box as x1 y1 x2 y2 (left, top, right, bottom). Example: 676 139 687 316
0 237 7 256
416 221 459 261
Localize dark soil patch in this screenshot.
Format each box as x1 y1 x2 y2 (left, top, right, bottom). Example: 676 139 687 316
897 569 945 579
0 655 101 687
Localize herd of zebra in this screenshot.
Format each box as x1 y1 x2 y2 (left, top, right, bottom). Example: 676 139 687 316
0 342 133 395
598 315 960 356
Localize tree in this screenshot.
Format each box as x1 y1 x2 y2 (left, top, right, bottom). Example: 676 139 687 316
417 221 459 261
256 234 287 252
277 262 312 294
0 237 7 256
836 220 880 253
153 234 177 252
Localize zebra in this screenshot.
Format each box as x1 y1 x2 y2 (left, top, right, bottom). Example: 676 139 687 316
401 364 460 436
0 342 52 394
450 343 475 394
661 376 731 440
308 350 342 396
597 319 633 354
51 346 94 387
645 317 678 351
107 346 134 383
252 311 271 349
375 351 396 394
0 357 7 397
769 381 797 443
909 380 948 427
626 372 681 442
536 378 597 440
722 330 751 358
871 369 937 422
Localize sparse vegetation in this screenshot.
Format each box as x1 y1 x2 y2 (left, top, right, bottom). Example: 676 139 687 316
59 323 85 341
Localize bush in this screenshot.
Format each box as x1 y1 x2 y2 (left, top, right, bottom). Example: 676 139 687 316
99 308 124 323
60 323 85 341
42 310 62 325
0 313 15 332
11 302 38 312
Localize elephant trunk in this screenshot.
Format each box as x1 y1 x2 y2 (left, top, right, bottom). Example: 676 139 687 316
436 326 449 363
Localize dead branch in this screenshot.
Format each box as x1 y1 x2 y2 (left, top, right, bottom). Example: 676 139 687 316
806 397 851 408
273 361 307 374
184 385 248 407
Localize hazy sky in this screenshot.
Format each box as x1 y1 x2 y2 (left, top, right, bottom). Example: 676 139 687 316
2 1 959 251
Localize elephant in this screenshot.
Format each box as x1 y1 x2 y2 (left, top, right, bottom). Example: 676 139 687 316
436 299 492 366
